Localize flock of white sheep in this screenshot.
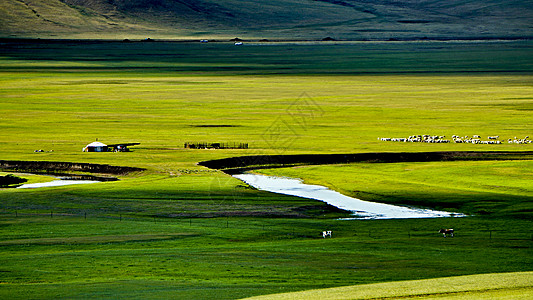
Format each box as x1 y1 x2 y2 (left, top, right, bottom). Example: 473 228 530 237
378 135 532 144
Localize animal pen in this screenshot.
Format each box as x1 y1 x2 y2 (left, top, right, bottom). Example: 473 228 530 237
184 142 249 149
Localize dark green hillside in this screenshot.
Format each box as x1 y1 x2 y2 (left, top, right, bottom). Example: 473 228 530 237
1 0 531 39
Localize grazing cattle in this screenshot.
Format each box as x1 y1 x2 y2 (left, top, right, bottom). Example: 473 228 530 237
322 230 332 238
439 228 454 238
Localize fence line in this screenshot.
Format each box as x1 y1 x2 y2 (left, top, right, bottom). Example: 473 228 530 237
1 210 532 241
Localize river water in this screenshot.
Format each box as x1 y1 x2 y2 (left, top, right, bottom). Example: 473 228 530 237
17 179 101 189
234 173 465 219
11 173 109 189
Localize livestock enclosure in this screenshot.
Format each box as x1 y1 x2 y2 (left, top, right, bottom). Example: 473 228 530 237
184 142 249 149
0 39 532 299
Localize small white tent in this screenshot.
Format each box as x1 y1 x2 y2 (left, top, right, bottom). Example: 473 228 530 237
82 142 108 152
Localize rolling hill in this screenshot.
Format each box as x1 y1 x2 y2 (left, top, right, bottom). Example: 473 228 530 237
0 0 532 40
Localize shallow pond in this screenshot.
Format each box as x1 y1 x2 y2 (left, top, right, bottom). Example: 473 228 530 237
11 174 114 189
234 173 465 219
17 179 101 189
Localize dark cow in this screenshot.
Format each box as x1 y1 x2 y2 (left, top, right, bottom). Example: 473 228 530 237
439 228 454 237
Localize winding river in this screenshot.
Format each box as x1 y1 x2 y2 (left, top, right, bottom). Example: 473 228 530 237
9 169 464 219
234 173 465 219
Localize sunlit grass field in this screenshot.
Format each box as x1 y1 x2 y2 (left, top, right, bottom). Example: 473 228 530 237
244 271 533 300
0 40 532 299
1 41 532 162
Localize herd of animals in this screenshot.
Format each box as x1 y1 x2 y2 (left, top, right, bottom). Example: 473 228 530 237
379 135 531 144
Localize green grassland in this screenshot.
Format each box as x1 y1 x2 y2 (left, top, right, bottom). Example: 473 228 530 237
1 41 532 160
1 216 532 299
0 40 532 298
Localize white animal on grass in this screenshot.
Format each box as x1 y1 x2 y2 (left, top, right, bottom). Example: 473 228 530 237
322 230 332 238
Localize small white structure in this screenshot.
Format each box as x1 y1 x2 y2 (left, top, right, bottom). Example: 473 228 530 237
82 141 140 152
82 142 108 152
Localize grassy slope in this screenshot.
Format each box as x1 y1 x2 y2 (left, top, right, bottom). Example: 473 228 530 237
0 0 163 38
0 0 532 39
0 41 532 298
244 271 533 300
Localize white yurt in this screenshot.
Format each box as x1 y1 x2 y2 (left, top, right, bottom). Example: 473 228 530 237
82 142 108 152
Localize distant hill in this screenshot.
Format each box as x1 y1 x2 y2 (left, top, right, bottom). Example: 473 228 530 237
1 0 532 40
